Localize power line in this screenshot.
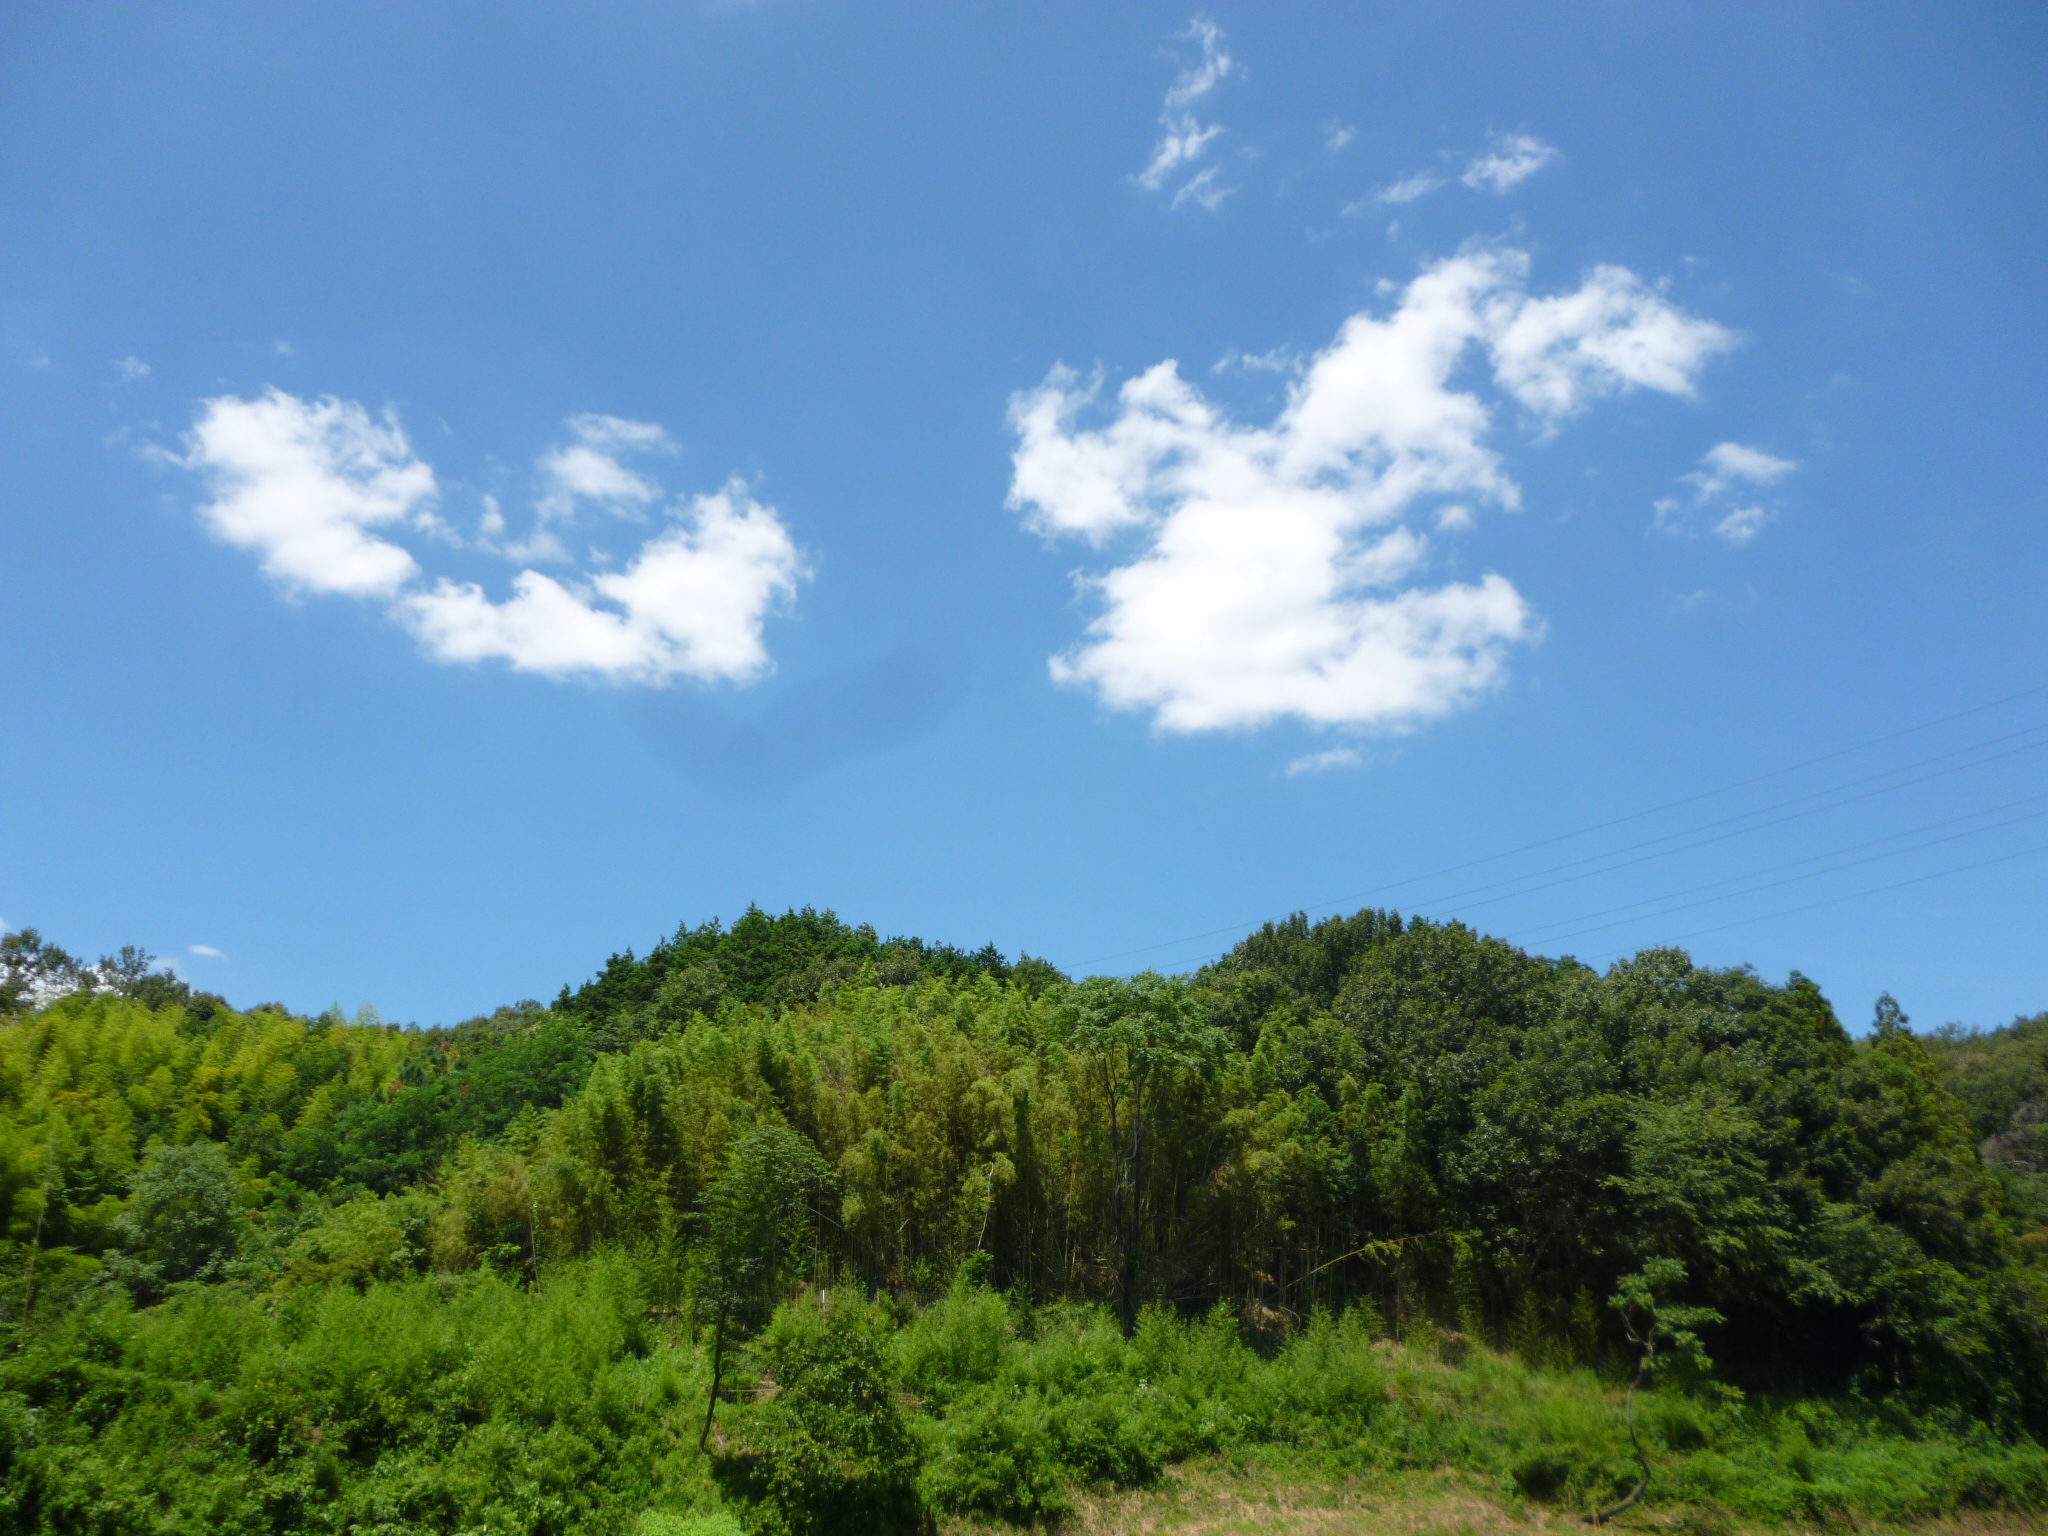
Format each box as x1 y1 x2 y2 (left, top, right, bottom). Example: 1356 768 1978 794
1578 841 2048 967
1502 799 2048 950
1499 792 2048 943
1077 687 2048 969
1399 728 2048 921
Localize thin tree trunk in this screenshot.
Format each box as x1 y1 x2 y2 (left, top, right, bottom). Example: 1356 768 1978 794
1120 1085 1143 1337
1590 1338 1655 1523
699 1303 729 1452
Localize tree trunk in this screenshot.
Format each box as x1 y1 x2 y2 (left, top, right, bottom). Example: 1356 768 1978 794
699 1302 729 1451
1118 1091 1144 1337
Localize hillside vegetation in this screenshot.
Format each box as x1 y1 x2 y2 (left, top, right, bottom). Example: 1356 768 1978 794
0 909 2044 1536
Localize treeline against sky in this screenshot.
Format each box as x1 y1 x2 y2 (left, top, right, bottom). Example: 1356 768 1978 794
2 908 2047 1532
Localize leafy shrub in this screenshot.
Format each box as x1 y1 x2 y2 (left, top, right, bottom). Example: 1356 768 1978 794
726 1296 928 1536
106 1140 242 1296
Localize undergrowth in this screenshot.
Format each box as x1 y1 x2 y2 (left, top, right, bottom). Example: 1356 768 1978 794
4 1256 2045 1535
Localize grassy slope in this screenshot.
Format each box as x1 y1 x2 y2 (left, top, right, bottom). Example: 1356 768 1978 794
1043 1464 2048 1536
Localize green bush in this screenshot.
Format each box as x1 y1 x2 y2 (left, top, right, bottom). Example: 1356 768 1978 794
725 1296 927 1536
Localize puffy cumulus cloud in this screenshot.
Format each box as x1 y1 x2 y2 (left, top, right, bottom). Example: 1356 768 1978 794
1138 15 1237 209
1461 134 1558 192
181 388 433 598
1488 263 1734 417
1009 248 1731 733
404 483 803 684
177 391 804 686
1656 441 1798 546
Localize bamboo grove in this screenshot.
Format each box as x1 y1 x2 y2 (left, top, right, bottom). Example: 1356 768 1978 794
5 906 2043 1429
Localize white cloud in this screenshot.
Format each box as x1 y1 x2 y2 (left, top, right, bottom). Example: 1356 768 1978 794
1461 134 1558 192
1137 15 1237 210
1374 171 1444 206
1287 746 1363 775
514 413 675 561
113 356 151 384
1713 505 1772 546
188 944 226 960
1172 165 1234 212
178 392 804 686
1325 121 1356 152
1009 247 1731 733
1488 264 1733 418
1659 441 1798 545
1213 345 1299 375
181 389 433 598
404 482 803 684
1688 440 1797 499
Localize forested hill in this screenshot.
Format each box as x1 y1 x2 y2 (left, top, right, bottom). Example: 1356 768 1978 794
3 907 2048 1533
551 906 1068 1033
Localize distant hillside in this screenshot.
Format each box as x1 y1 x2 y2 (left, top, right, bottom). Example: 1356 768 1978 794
1923 1009 2048 1230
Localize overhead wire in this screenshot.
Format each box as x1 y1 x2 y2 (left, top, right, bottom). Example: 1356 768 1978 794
1577 840 2048 967
1497 790 2048 943
1493 796 2048 950
1077 684 2048 969
1336 725 2048 922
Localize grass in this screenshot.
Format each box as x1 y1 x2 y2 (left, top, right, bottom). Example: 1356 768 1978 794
986 1459 2048 1536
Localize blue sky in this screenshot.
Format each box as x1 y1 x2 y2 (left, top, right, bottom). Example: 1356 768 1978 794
3 3 2044 1030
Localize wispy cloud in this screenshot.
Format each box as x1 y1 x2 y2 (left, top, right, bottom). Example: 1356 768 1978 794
1009 248 1731 733
1287 746 1363 775
1325 121 1356 152
1212 345 1300 376
1171 165 1233 212
1137 15 1237 211
177 391 806 686
512 413 674 561
188 944 226 960
113 356 151 384
1461 134 1558 193
1656 441 1798 546
1373 170 1444 206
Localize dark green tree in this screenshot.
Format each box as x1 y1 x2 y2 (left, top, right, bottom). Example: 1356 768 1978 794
1064 972 1225 1335
113 1141 243 1290
698 1122 836 1449
0 928 84 1015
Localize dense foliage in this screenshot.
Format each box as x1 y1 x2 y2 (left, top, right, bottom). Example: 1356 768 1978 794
0 906 2044 1534
1924 1010 2048 1234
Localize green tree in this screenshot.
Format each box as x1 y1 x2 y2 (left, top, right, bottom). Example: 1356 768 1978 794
0 929 84 1015
1592 1257 1724 1523
698 1121 835 1448
740 1298 928 1536
112 1140 243 1290
1064 972 1225 1335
